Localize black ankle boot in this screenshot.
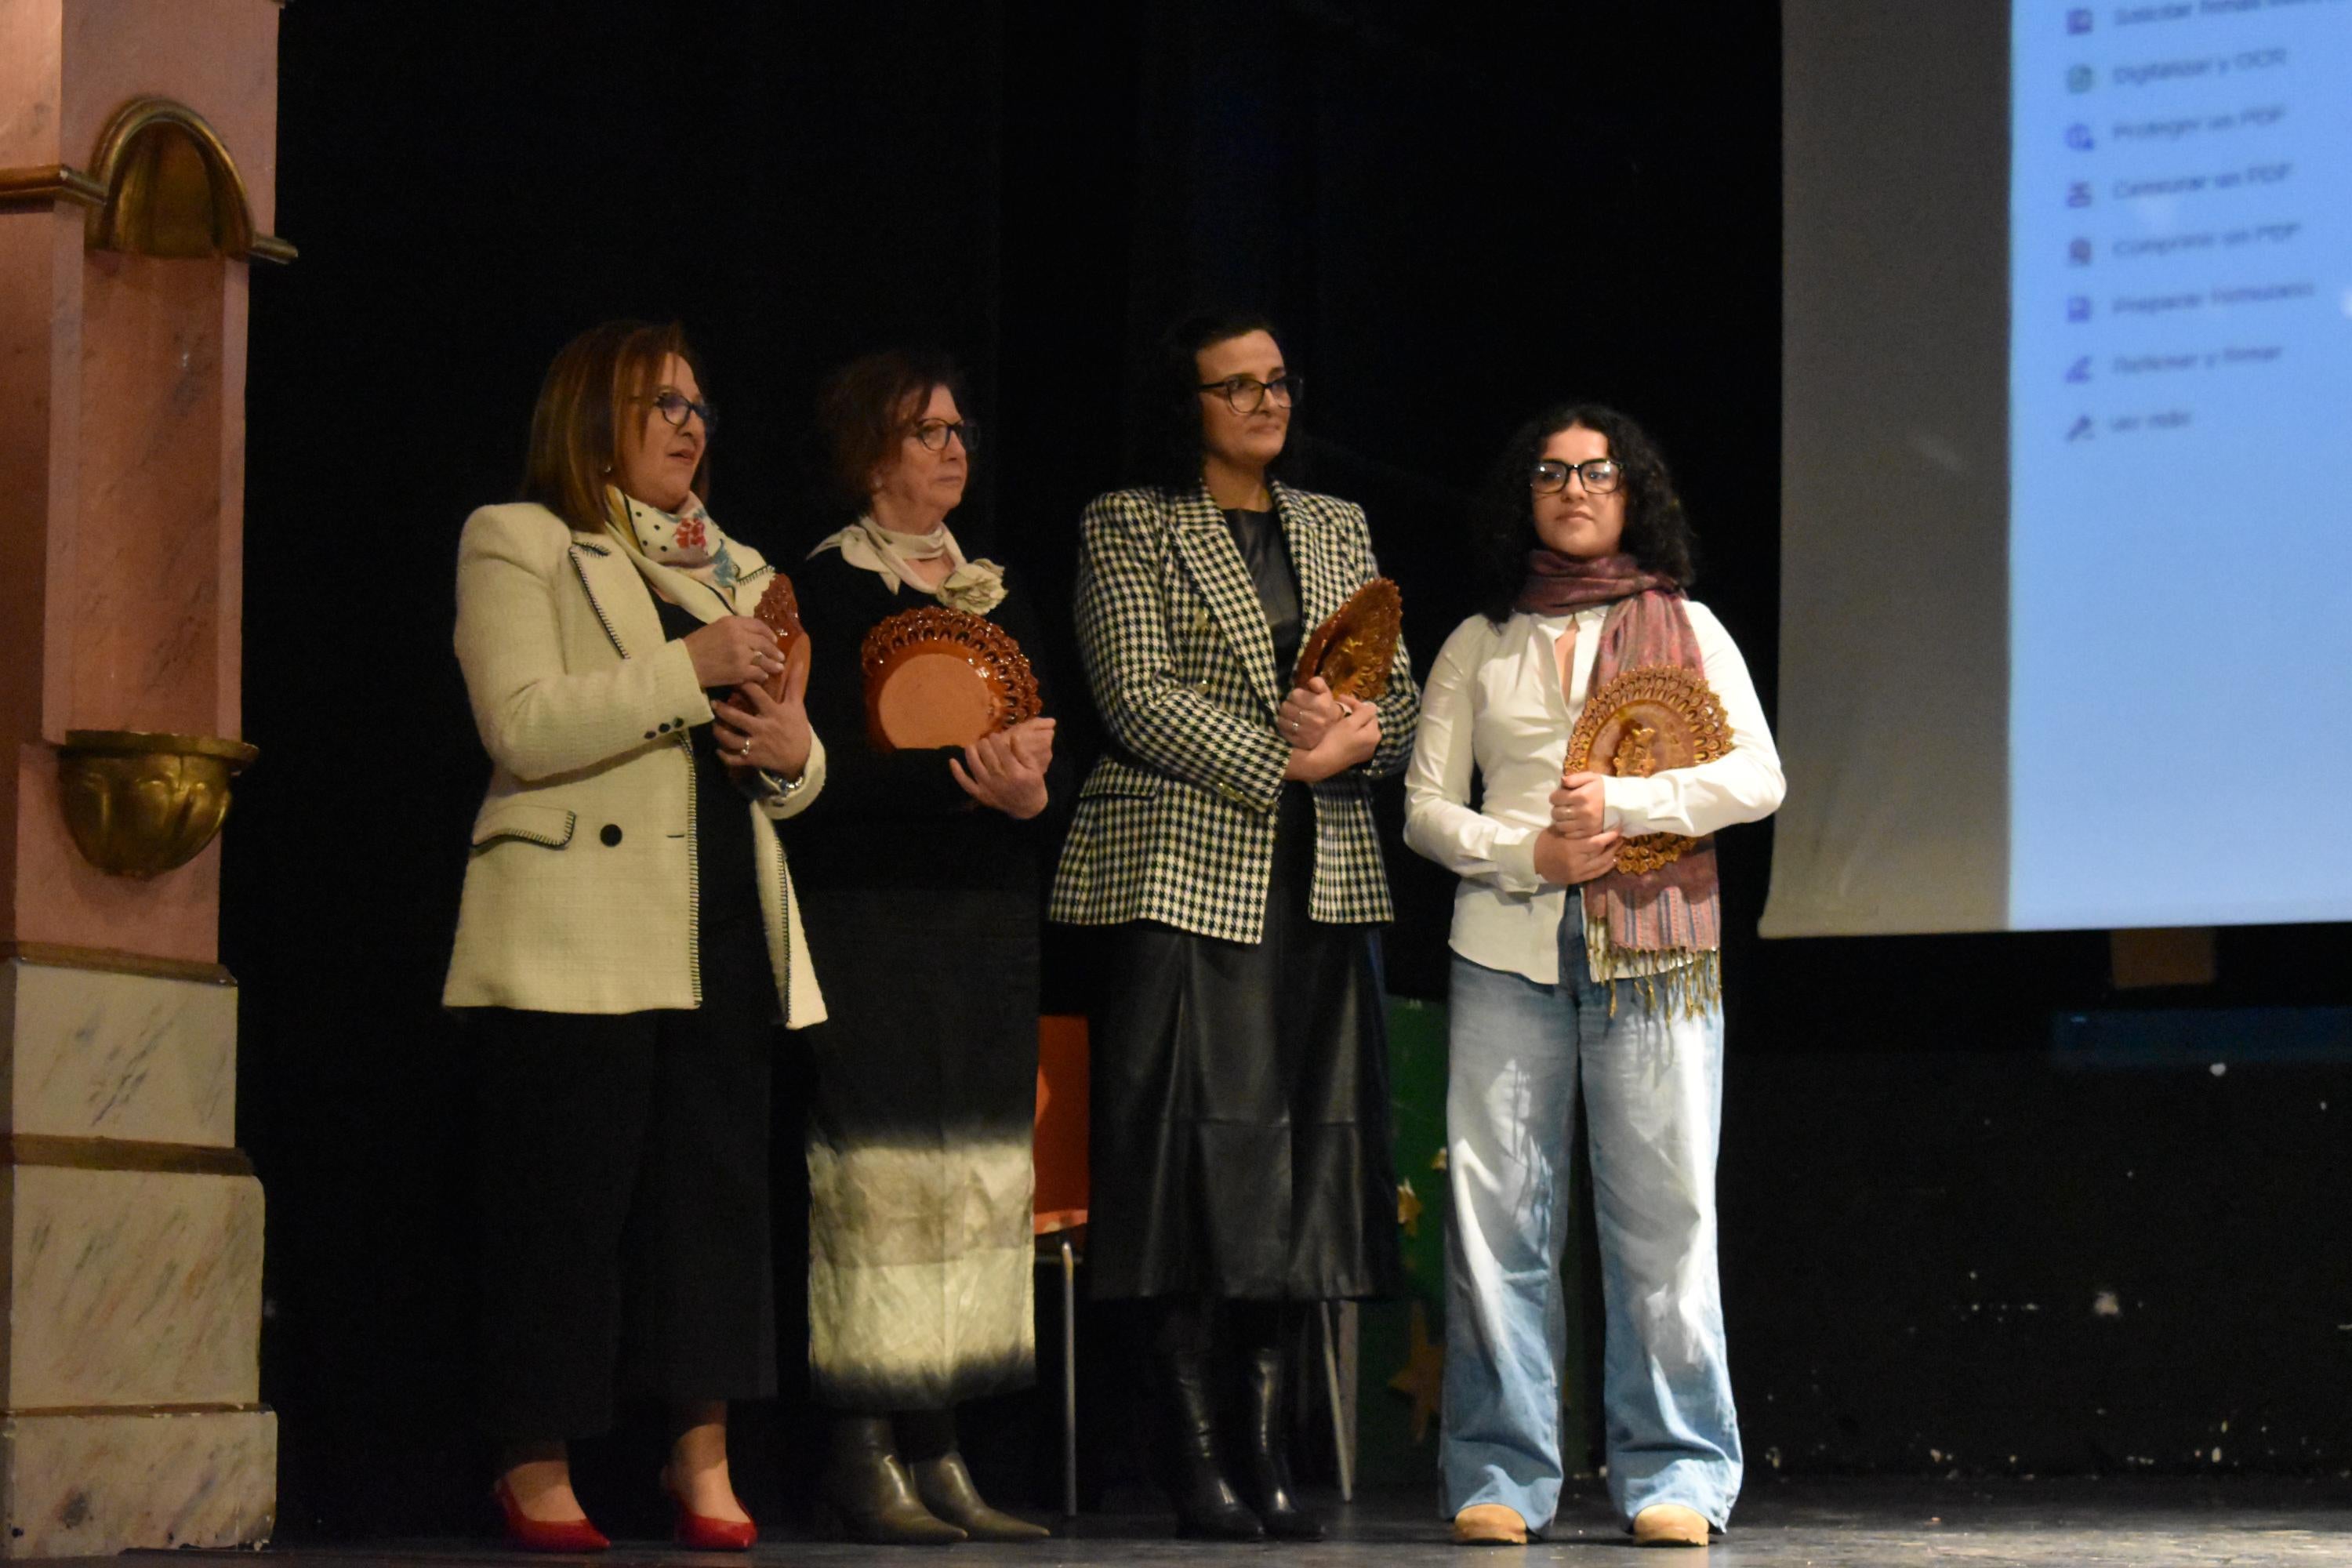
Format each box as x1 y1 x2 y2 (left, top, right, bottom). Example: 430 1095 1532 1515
1157 1305 1259 1540
899 1407 1051 1541
1237 1334 1324 1540
813 1414 966 1545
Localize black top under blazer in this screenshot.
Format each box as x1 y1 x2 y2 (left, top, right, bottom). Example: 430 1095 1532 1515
1050 478 1419 945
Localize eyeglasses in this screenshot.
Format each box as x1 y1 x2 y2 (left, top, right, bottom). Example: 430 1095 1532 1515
1196 374 1302 415
647 390 716 434
1530 457 1623 495
909 418 980 453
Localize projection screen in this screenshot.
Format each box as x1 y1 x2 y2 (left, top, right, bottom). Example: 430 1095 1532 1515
1764 0 2352 938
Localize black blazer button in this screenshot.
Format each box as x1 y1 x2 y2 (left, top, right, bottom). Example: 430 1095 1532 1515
599 824 623 847
644 730 656 740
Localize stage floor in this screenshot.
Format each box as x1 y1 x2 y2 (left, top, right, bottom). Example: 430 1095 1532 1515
134 1478 2352 1566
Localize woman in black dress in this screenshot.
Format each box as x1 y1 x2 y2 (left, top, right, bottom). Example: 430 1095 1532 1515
1050 310 1421 1540
791 350 1062 1544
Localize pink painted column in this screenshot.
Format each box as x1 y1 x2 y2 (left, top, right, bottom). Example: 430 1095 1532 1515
0 0 285 1552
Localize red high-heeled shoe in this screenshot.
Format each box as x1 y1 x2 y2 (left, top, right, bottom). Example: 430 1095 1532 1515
493 1476 610 1553
663 1472 758 1552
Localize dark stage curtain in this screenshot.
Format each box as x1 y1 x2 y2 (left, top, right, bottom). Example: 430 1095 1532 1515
238 0 2352 1539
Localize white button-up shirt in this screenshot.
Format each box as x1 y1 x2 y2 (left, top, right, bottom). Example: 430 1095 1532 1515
1403 602 1786 985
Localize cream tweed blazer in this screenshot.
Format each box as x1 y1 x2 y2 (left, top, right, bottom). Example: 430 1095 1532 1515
442 502 826 1025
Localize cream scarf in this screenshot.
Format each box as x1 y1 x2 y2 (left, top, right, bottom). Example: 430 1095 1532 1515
603 486 765 615
808 514 1007 615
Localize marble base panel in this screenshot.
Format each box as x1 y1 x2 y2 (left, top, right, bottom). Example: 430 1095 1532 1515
1 1164 260 1409
1 958 236 1145
0 1406 273 1555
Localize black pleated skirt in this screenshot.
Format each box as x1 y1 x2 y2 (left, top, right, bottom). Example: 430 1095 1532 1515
1087 783 1403 1301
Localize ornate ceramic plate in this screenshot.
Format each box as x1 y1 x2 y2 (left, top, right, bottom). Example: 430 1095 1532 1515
1294 577 1402 699
750 571 810 701
1564 663 1732 875
860 606 1041 752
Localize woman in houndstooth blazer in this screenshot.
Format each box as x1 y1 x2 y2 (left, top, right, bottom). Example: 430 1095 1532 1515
1051 311 1420 1541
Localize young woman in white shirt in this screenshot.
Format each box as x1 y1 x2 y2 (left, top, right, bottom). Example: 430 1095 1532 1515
1403 405 1784 1549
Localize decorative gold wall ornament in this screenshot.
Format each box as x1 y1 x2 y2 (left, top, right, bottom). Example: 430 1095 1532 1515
81 97 296 262
1295 577 1403 700
1564 664 1731 875
56 731 260 879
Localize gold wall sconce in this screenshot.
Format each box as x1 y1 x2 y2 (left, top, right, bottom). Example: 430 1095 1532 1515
56 731 260 879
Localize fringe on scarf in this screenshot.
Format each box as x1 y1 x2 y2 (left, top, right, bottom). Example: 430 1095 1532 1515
1584 909 1722 1021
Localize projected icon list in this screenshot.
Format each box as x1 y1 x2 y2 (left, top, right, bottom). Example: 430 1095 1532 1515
2008 1 2352 930
2024 0 2341 449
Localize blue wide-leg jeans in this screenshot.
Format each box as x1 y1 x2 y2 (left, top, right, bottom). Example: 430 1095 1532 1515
1438 918 1740 1533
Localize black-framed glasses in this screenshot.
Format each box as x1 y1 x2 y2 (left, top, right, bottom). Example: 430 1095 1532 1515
1530 457 1622 495
1196 374 1302 415
910 417 981 453
648 390 716 434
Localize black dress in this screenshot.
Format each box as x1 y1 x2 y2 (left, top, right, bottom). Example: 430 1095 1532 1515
1087 507 1403 1301
789 546 1065 1412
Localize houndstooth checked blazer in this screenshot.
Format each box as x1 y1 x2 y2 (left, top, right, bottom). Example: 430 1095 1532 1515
1049 478 1420 944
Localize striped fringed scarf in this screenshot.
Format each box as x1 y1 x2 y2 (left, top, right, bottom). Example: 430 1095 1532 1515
1517 551 1722 1017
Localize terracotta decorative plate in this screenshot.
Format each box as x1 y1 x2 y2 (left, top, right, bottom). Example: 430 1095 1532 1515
716 572 811 726
1294 577 1402 699
1563 663 1732 875
750 572 810 702
860 606 1041 752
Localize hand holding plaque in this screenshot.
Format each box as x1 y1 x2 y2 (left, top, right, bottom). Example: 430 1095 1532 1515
949 717 1055 818
1562 663 1732 875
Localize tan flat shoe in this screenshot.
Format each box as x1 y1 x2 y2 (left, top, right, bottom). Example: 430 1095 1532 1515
1453 1503 1529 1545
1632 1502 1711 1547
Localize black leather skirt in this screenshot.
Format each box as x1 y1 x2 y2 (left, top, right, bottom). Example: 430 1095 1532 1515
1087 783 1403 1301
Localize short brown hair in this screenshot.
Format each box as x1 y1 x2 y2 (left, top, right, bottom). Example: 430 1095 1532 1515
813 349 967 520
520 320 707 532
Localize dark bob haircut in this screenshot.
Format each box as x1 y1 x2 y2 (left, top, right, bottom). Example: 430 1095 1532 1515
1134 308 1293 494
814 348 970 520
1470 403 1700 624
520 319 706 533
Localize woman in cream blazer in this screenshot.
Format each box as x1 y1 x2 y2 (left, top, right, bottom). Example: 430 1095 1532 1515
445 321 821 1553
442 501 825 1022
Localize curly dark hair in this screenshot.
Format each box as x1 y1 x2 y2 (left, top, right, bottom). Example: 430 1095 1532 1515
1470 403 1700 624
1134 307 1295 494
814 348 971 520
